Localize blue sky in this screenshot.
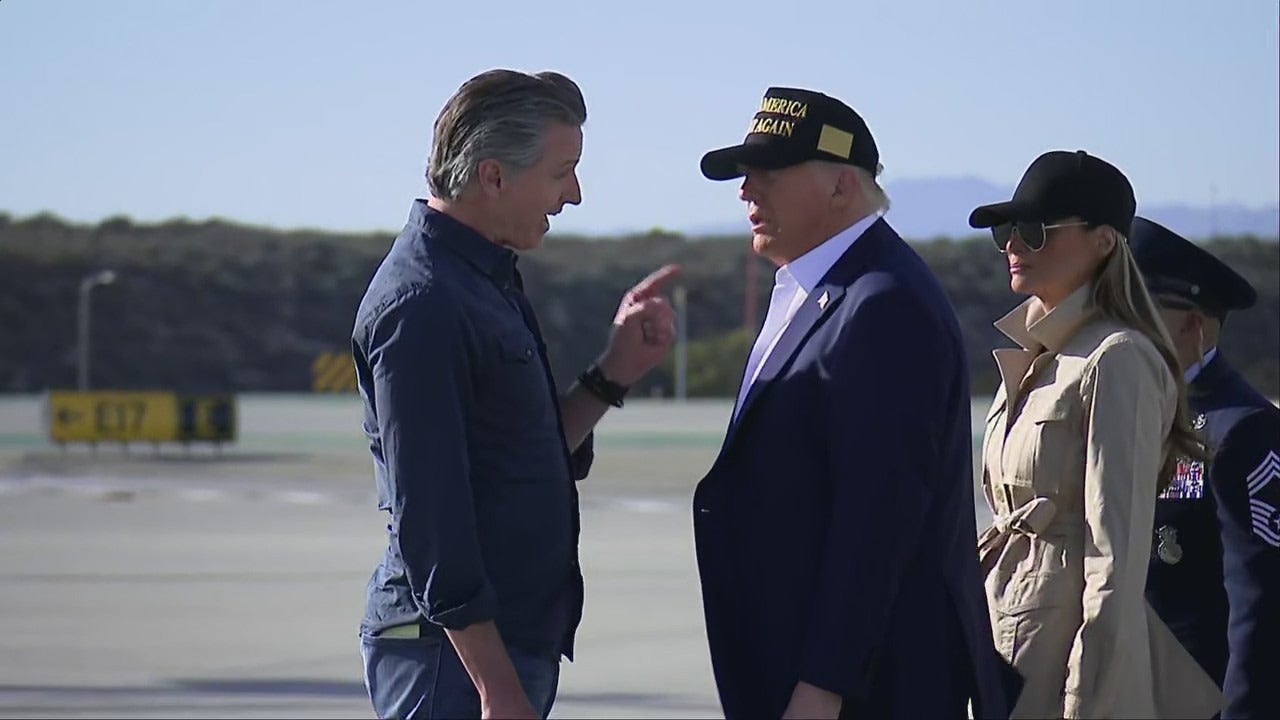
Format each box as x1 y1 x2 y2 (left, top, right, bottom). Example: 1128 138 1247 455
1 0 1276 235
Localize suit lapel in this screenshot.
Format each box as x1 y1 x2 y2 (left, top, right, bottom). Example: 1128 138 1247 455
734 285 844 419
717 219 892 455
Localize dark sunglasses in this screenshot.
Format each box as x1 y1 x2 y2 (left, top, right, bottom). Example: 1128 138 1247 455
991 220 1088 252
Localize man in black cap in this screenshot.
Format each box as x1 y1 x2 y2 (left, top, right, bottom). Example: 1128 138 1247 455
693 86 1013 720
1132 216 1280 719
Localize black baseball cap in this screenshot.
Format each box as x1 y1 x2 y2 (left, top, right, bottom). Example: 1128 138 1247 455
969 150 1137 237
700 87 879 181
1129 216 1256 318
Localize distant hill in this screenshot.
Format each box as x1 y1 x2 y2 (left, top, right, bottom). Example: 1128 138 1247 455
684 177 1280 241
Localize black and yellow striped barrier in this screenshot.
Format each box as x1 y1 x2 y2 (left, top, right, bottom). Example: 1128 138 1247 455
312 351 358 393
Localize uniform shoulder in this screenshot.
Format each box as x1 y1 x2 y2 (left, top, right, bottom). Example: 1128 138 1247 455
1221 404 1280 449
1215 408 1280 549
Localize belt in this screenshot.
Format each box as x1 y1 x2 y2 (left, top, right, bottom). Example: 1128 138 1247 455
378 622 426 639
978 496 1058 572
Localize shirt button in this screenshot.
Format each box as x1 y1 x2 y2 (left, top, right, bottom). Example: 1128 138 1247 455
524 349 533 359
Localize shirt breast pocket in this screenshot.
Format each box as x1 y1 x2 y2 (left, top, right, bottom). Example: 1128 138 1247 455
498 332 537 365
1004 397 1078 496
490 330 556 431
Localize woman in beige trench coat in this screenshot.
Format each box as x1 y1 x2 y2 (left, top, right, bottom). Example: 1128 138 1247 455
968 150 1222 720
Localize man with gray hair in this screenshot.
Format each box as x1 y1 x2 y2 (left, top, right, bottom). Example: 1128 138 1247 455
352 69 679 719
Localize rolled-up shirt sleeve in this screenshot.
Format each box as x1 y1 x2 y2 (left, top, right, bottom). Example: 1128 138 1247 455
367 291 497 630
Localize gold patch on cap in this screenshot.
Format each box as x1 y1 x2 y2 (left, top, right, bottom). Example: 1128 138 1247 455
816 125 853 159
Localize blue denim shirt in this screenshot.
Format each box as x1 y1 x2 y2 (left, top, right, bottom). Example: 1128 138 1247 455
353 200 593 660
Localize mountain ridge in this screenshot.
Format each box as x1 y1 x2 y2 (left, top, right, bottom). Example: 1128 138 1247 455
681 177 1280 240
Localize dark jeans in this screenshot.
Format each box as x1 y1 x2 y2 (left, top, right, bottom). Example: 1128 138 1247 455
360 633 560 719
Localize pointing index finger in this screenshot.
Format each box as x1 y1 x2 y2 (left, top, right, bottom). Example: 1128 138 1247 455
630 264 682 301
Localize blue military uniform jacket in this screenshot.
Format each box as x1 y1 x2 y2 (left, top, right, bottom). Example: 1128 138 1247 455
1146 352 1280 718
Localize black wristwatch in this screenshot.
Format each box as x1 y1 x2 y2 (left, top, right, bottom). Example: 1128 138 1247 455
578 363 629 408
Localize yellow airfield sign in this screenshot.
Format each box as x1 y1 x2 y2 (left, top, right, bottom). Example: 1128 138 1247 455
45 391 237 444
47 391 179 443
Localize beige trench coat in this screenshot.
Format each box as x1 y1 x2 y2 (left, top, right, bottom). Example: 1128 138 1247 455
978 285 1222 719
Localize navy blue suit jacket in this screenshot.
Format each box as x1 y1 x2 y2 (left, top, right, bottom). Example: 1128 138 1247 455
693 219 1014 719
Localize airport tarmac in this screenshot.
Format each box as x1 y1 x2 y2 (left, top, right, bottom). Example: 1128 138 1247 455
0 395 992 718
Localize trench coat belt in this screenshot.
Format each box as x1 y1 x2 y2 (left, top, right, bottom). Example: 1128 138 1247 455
978 496 1059 573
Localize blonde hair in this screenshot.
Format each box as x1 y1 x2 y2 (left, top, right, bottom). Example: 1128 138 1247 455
1090 226 1210 491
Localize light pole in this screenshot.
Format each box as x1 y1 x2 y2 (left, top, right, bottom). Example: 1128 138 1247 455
77 269 116 390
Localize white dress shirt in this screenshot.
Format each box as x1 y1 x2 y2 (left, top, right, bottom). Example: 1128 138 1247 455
733 211 883 418
1185 346 1218 384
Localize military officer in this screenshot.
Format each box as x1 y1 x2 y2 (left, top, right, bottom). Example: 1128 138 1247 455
1132 216 1280 719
